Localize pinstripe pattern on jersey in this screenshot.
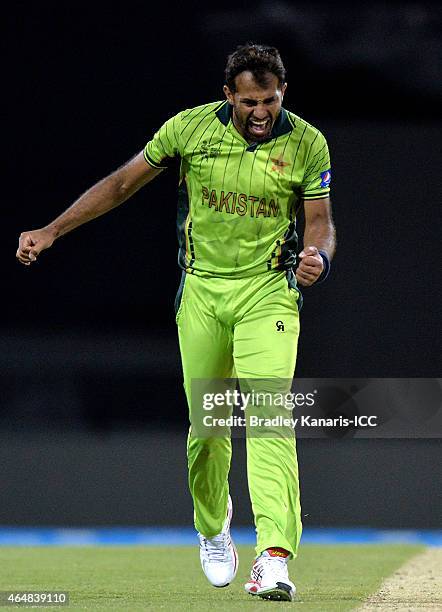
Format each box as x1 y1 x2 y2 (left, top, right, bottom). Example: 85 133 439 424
144 101 331 278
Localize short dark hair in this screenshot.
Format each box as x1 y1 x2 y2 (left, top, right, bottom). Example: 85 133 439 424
225 43 286 92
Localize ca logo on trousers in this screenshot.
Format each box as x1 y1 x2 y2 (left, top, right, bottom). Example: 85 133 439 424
276 321 285 332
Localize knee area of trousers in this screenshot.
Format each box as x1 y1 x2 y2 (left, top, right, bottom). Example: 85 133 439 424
188 436 230 454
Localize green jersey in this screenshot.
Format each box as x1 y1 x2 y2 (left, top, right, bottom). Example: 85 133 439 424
143 100 331 278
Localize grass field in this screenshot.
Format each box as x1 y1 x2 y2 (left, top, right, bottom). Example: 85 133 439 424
0 545 422 610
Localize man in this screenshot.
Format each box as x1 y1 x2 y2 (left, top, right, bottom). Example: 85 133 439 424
17 43 335 601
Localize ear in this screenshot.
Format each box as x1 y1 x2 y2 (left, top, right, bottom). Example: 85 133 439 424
281 82 287 98
223 84 234 105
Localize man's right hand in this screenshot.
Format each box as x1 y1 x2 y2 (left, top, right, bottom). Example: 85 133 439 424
16 228 55 265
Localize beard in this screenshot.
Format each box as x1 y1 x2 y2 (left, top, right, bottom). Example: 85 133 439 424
244 115 272 141
233 107 273 142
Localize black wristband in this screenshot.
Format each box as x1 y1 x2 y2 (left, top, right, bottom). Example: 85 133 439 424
316 250 331 284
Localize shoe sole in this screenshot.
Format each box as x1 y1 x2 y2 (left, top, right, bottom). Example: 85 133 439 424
246 582 295 602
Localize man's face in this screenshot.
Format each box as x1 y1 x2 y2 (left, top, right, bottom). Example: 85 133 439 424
223 71 287 143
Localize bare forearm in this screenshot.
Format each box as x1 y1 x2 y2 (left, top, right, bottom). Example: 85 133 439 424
297 218 336 286
303 218 336 259
16 152 161 265
46 171 133 239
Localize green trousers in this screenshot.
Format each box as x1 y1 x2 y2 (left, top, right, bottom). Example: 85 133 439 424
176 270 302 557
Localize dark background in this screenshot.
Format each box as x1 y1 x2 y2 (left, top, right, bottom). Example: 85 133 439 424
3 2 441 528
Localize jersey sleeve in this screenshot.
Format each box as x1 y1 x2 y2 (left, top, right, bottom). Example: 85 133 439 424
143 112 183 169
300 130 331 200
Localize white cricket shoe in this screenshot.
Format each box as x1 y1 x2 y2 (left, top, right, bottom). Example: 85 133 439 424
244 549 296 601
198 494 238 587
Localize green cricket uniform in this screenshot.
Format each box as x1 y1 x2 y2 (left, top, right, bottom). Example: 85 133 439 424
144 101 331 557
144 100 330 279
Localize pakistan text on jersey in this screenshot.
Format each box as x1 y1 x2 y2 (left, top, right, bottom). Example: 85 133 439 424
201 187 280 218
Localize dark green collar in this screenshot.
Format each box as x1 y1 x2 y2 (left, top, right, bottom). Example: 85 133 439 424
215 100 293 139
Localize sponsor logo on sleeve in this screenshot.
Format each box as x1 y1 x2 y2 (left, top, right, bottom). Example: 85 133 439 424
320 169 332 188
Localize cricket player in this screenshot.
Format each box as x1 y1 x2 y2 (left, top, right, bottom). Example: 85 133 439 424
16 44 336 601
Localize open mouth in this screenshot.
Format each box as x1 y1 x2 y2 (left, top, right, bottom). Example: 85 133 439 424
248 118 271 138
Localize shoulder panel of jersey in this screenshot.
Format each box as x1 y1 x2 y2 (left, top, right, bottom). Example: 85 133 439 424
286 111 332 201
143 101 225 169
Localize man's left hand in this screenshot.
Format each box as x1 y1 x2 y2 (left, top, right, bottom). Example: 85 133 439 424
295 246 324 286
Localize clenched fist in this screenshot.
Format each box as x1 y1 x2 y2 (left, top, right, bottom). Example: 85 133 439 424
295 246 324 286
16 228 55 266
